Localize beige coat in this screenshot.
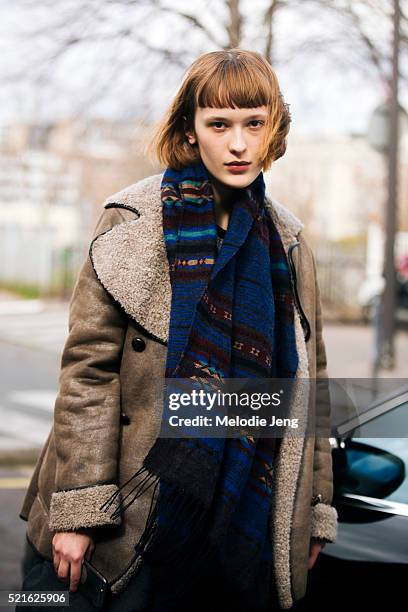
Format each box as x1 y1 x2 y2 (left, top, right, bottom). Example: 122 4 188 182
19 173 338 610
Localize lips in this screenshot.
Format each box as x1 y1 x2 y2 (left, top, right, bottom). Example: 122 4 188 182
225 161 251 166
225 161 251 173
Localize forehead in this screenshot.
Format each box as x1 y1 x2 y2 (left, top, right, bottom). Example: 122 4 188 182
196 106 268 120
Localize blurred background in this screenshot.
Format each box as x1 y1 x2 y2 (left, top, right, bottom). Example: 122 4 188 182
0 0 407 603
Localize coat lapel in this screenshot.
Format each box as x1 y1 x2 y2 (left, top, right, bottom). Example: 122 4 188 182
90 172 309 609
89 175 172 345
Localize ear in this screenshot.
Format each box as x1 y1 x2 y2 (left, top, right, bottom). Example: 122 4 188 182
185 129 196 145
182 115 196 145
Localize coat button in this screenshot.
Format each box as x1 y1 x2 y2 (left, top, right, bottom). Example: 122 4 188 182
132 336 146 352
120 413 131 425
311 494 322 506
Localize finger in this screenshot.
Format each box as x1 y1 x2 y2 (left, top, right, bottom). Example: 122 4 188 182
53 553 60 573
58 560 70 582
85 547 93 561
57 559 70 583
69 561 82 593
308 551 317 570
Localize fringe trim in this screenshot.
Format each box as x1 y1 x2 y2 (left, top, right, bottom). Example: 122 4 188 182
99 465 217 605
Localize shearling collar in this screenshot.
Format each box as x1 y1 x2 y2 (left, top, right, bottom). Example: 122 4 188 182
104 173 304 243
90 173 304 346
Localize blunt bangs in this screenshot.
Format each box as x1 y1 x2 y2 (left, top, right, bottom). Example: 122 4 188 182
195 57 274 110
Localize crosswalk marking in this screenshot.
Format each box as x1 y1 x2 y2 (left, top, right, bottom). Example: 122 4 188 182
0 306 67 451
8 390 56 413
0 308 68 353
0 299 44 315
0 477 31 489
0 405 52 448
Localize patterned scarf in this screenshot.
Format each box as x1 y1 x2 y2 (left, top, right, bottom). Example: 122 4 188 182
102 160 298 610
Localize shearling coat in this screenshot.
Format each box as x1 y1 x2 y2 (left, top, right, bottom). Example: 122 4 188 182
19 173 338 610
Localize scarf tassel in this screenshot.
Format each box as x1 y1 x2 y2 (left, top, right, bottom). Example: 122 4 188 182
99 466 217 604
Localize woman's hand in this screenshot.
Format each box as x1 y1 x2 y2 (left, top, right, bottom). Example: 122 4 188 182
308 537 326 571
52 531 95 592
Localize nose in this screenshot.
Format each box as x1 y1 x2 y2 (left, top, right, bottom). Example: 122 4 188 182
228 127 247 154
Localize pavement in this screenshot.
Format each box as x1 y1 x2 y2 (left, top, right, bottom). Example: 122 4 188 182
0 466 31 593
324 321 408 379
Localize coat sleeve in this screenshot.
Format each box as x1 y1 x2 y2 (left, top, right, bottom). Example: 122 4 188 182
48 207 128 532
310 253 338 544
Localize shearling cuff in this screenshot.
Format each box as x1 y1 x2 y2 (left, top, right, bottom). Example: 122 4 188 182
49 484 121 532
311 502 338 543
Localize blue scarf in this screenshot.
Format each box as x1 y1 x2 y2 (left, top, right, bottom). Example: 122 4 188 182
103 160 298 610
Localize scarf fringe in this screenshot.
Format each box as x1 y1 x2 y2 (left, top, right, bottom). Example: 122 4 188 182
99 466 159 519
99 465 217 604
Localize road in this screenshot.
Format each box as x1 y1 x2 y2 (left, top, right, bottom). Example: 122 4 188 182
0 342 58 452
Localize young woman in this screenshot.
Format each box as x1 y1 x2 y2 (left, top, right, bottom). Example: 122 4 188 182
18 48 338 612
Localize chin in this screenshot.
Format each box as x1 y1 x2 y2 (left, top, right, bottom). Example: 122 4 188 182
222 173 257 189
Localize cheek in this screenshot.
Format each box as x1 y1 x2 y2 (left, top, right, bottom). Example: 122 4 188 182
199 135 224 160
252 133 264 149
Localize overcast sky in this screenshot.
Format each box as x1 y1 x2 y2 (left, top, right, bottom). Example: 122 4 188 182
0 0 407 138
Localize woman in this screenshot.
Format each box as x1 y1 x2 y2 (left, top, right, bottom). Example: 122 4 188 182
18 48 337 611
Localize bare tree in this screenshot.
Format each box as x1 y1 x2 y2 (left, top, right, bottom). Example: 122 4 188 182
312 0 408 86
0 0 406 119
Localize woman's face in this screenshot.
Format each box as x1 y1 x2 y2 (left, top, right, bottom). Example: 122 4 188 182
185 106 268 191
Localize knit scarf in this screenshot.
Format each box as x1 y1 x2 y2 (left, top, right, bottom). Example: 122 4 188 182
101 160 299 610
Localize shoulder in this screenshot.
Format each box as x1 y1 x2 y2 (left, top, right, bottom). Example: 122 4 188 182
91 173 163 240
266 195 304 236
265 194 317 274
102 173 163 216
264 194 306 248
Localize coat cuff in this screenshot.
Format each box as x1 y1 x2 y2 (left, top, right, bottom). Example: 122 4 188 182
311 502 338 543
49 484 121 532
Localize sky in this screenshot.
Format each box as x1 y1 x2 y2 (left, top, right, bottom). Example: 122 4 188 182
0 0 407 138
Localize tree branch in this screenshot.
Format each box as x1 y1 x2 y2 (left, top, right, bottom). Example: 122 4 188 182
148 0 224 48
263 0 283 63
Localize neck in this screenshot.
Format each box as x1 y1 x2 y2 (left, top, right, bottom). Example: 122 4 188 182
209 175 237 231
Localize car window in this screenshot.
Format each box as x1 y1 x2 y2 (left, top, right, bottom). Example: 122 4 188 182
356 401 408 438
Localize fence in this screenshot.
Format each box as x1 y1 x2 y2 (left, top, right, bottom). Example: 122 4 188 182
0 224 368 318
314 242 367 319
0 224 87 298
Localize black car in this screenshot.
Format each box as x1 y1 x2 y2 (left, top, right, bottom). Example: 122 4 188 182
299 384 408 611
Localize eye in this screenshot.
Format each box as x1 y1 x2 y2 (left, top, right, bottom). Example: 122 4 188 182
210 121 226 129
208 120 264 130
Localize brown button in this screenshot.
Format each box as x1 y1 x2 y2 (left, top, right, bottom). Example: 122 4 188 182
120 413 131 425
132 336 146 352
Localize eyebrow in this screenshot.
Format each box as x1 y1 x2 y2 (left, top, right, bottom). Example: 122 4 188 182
205 114 267 121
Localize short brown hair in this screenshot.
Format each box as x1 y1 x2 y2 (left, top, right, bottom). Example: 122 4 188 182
146 48 291 172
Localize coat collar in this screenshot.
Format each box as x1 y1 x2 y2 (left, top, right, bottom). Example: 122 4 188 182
103 173 304 245
90 173 304 345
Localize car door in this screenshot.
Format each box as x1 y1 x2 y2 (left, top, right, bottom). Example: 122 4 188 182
327 399 408 563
